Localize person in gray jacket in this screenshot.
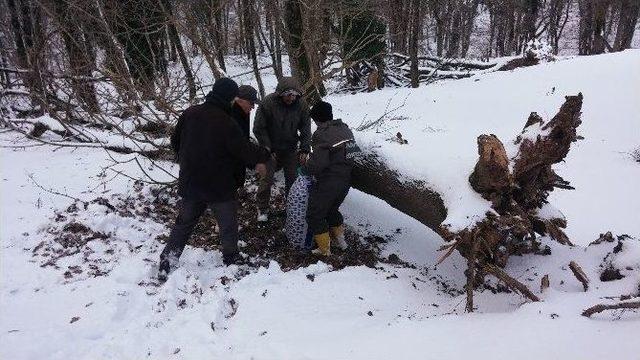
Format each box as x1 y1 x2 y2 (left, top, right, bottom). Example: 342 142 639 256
303 101 360 256
253 77 311 222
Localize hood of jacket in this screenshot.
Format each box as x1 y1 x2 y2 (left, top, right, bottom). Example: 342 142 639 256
275 77 303 95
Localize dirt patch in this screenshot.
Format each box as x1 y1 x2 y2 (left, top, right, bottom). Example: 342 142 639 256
149 175 409 271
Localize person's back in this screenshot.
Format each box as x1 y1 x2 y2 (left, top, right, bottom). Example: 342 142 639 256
305 119 356 181
172 96 252 202
159 78 269 281
304 101 361 256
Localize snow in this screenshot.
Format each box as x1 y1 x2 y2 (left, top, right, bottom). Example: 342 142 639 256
2 51 640 359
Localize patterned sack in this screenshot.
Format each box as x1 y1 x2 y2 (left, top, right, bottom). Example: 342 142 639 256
285 174 314 250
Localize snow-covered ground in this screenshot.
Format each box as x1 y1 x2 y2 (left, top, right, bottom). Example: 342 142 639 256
2 51 640 359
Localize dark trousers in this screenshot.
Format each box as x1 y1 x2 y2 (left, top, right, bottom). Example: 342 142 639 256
306 177 350 235
160 198 238 264
256 150 298 210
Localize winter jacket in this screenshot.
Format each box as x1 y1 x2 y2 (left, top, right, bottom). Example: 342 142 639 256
253 77 311 153
230 102 251 140
171 96 270 202
229 102 253 185
304 119 360 180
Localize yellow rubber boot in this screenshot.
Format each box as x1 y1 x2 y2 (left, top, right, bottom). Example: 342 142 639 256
329 224 348 250
311 232 331 256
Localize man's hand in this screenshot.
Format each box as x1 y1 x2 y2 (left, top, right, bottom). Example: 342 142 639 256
255 163 267 177
298 152 309 165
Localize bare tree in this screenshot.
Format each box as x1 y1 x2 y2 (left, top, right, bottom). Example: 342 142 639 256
282 0 326 104
158 0 197 101
408 0 423 88
612 0 640 51
241 0 266 98
578 0 614 55
547 0 572 54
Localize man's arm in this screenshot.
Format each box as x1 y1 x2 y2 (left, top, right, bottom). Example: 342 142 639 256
304 144 330 176
253 105 272 151
298 103 311 153
228 119 270 167
170 113 184 155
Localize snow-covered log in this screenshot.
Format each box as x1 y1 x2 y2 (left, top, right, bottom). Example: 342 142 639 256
351 152 447 231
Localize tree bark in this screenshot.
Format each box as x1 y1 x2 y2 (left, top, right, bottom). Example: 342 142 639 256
8 0 47 110
613 0 640 51
408 0 422 88
51 0 100 112
351 152 447 231
283 0 325 104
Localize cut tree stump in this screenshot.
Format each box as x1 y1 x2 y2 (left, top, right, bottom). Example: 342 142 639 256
540 274 550 293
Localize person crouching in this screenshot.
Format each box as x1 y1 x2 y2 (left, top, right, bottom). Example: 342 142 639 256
303 101 360 256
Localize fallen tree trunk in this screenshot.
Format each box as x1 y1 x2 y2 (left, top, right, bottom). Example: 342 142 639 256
352 94 584 311
351 152 447 231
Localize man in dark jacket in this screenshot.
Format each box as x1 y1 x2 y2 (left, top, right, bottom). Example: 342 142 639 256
253 77 311 222
303 101 360 256
159 78 270 281
230 85 261 188
231 85 260 140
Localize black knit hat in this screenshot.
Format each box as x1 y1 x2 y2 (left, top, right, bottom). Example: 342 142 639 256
209 77 239 104
310 101 333 122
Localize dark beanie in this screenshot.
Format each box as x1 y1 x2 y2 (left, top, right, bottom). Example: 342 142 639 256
310 101 333 122
208 77 239 104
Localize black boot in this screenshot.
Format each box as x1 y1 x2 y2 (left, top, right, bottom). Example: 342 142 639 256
223 252 242 266
158 258 170 283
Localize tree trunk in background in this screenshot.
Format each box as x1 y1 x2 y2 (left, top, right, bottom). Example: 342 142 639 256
388 0 409 54
460 0 480 57
242 0 266 98
160 0 197 101
212 0 227 72
447 2 462 58
8 0 47 111
431 0 446 57
522 0 540 44
547 0 571 54
107 0 167 99
51 0 100 113
264 0 283 79
578 0 613 55
613 0 640 51
408 0 421 88
591 0 610 54
283 0 325 104
87 0 138 102
0 37 10 89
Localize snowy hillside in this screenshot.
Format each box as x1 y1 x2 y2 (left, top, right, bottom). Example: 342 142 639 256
2 51 640 359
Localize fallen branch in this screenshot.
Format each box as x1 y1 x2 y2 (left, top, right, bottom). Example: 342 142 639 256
569 261 589 291
482 263 541 302
582 301 640 318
